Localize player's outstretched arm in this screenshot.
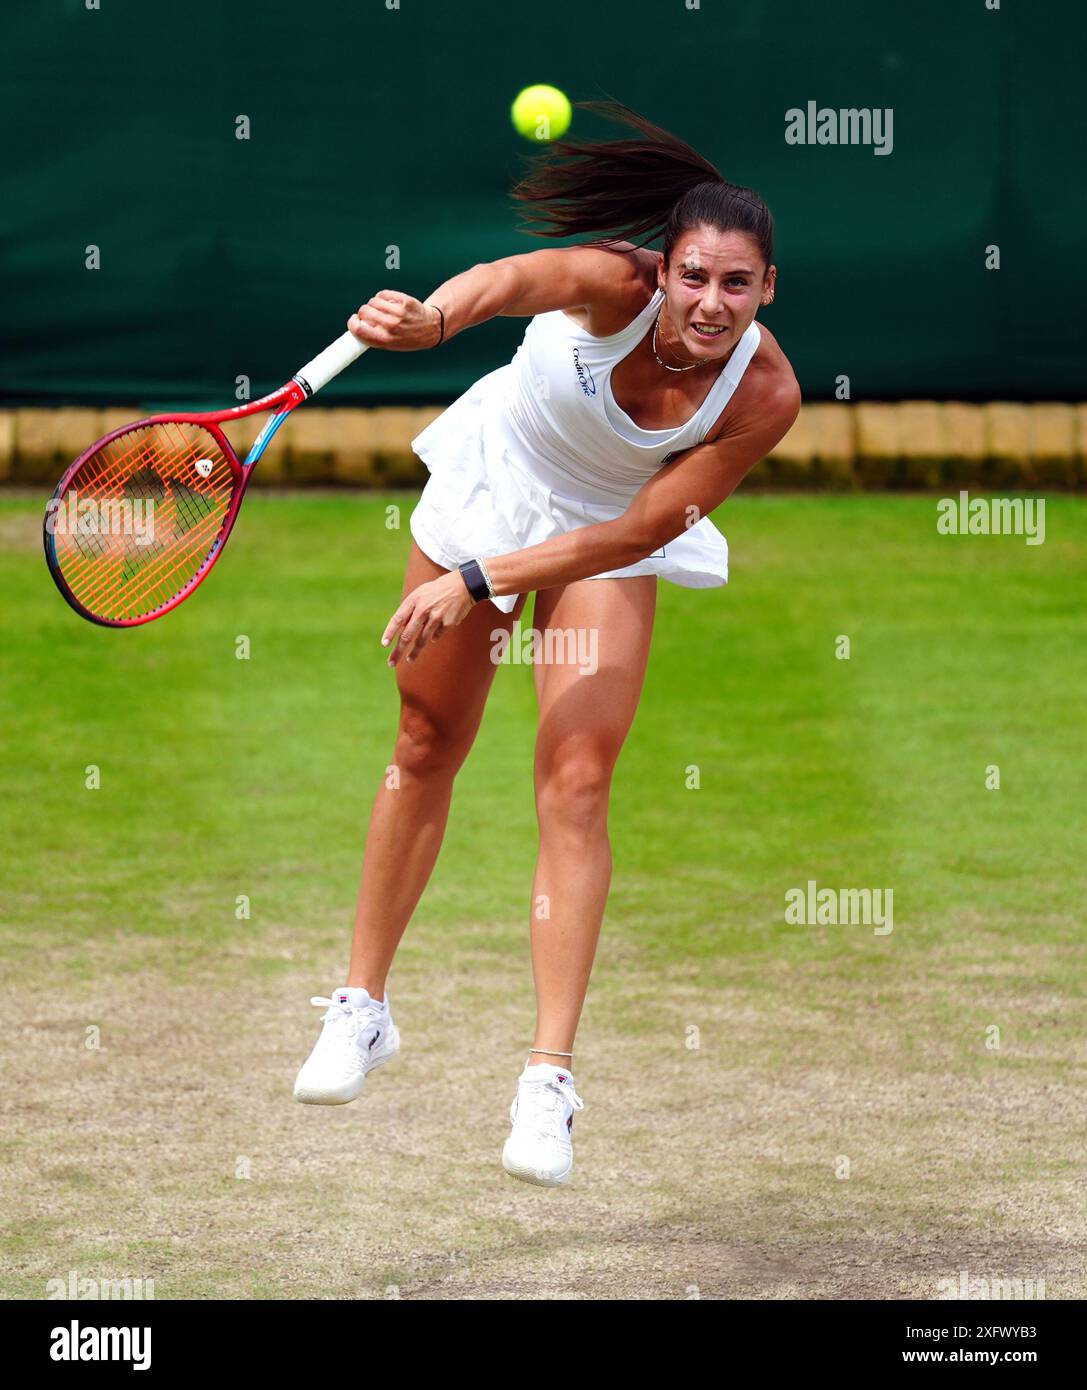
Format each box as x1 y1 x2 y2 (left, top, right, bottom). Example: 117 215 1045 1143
347 244 640 351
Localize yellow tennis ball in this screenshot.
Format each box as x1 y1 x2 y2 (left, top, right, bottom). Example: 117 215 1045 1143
511 84 572 143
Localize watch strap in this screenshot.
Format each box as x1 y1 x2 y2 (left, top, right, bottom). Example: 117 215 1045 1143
457 558 491 604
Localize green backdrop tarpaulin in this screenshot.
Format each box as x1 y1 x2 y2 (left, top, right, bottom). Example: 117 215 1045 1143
1 0 1081 406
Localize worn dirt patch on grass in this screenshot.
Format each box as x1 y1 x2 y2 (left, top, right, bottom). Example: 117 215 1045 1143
1 927 1082 1300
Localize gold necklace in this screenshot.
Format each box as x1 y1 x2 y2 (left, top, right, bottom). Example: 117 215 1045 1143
651 308 707 372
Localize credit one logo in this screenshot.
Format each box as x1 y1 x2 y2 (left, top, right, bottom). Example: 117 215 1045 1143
572 347 596 397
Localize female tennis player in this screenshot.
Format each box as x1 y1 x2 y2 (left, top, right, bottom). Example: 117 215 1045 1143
293 102 800 1186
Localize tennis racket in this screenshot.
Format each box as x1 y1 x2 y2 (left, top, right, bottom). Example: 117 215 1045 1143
43 331 369 627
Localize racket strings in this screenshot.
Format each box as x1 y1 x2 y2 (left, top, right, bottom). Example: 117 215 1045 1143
60 428 220 612
51 421 237 622
72 433 230 615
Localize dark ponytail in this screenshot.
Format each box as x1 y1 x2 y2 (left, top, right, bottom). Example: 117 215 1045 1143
510 99 774 270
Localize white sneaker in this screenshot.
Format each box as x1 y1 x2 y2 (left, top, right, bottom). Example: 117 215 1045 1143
502 1062 585 1187
293 988 399 1105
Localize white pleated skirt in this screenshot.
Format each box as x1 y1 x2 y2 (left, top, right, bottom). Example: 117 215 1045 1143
408 368 730 615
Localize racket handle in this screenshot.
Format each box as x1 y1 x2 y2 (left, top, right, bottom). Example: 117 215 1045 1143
294 331 370 395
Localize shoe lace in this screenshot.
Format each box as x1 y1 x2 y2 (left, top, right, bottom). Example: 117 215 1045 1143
514 1077 584 1142
309 995 381 1040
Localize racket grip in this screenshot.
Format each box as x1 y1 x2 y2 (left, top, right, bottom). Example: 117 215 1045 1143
294 331 370 395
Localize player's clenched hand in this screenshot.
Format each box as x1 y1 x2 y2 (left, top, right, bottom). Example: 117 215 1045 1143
348 291 442 350
382 572 475 667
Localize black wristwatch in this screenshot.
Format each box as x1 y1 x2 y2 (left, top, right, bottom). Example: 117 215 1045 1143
458 558 492 604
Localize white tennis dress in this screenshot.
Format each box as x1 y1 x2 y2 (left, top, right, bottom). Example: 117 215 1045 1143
409 286 762 614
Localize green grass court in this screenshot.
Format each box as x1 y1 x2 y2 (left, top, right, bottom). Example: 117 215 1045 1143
1 492 1083 1299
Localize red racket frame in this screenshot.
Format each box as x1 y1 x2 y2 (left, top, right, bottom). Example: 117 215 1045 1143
44 330 368 627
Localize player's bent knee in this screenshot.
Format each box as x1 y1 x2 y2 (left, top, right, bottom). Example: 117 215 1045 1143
535 756 614 831
394 707 475 780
